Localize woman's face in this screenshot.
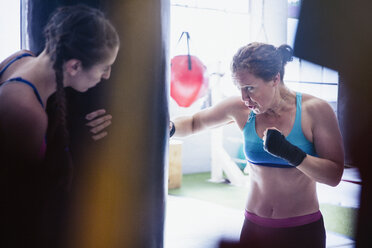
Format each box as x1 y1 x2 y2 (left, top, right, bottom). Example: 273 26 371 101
69 46 119 92
235 71 278 115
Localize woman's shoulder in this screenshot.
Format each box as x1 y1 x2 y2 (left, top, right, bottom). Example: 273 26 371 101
0 84 47 159
0 50 34 74
213 95 249 116
195 95 249 127
217 95 246 109
0 98 47 145
0 83 46 122
216 95 250 128
300 92 336 119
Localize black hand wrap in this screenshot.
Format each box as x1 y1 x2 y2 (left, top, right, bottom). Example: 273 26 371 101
264 129 307 166
170 121 176 138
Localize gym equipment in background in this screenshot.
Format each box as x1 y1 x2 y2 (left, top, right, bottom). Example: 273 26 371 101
170 32 209 107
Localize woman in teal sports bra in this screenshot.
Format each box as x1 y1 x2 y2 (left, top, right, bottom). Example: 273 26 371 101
0 5 119 248
170 42 344 248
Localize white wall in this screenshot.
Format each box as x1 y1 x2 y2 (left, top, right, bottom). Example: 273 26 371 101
0 0 20 61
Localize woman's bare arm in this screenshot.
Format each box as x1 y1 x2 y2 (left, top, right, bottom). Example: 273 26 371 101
171 96 246 137
296 98 345 186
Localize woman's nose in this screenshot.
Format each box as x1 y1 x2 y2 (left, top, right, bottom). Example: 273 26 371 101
241 89 250 101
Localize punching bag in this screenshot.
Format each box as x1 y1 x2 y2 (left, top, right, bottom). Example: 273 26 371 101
294 1 372 247
24 1 169 248
171 55 208 107
170 32 208 107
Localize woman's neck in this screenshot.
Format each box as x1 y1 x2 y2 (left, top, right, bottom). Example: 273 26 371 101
265 84 295 118
28 50 57 107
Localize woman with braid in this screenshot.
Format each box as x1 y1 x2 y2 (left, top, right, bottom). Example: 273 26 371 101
170 42 344 248
0 5 119 247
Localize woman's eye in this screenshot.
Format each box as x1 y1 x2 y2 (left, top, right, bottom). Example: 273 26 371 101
241 86 254 92
235 84 254 93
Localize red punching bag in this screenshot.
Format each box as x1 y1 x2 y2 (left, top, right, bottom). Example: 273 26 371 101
170 32 209 107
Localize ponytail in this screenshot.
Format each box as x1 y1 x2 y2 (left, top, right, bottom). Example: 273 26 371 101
277 44 293 67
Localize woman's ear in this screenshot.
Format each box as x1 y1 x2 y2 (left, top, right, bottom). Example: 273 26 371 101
272 72 281 86
65 59 82 76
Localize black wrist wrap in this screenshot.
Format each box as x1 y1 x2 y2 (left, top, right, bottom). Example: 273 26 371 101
170 121 176 138
264 129 307 166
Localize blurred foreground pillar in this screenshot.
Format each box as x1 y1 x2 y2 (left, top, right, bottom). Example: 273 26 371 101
25 0 170 247
69 1 170 247
294 1 372 247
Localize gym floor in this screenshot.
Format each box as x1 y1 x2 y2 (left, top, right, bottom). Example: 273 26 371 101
165 167 360 248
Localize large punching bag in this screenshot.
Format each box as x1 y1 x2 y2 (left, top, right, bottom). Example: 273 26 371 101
294 1 372 247
25 1 169 247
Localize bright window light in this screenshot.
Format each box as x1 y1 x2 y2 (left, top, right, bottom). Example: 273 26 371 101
0 0 21 61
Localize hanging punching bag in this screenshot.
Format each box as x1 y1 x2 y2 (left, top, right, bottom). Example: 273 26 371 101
170 32 208 107
170 55 208 107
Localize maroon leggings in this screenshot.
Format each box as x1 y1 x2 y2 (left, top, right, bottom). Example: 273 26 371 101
239 216 326 248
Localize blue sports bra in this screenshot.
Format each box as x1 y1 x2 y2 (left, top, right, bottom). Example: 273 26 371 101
0 53 44 108
243 92 317 168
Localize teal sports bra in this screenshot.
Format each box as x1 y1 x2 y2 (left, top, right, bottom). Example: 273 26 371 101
243 92 317 168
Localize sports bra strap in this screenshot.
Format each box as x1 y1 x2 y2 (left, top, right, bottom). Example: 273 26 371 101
1 77 44 108
0 53 33 77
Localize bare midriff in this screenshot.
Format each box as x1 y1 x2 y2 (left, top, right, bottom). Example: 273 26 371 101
245 163 319 219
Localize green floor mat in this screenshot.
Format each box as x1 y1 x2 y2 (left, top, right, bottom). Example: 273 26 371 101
169 172 358 239
169 172 248 209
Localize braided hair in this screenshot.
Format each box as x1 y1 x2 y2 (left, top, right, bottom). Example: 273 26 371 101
43 5 119 189
231 42 293 82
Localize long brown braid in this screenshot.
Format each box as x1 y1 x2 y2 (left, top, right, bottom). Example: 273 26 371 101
43 5 119 190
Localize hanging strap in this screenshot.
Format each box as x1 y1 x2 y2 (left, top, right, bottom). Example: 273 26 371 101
176 31 192 70
257 0 268 42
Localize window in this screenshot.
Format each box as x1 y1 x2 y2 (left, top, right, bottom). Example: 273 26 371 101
170 0 338 108
0 0 21 61
286 15 338 109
